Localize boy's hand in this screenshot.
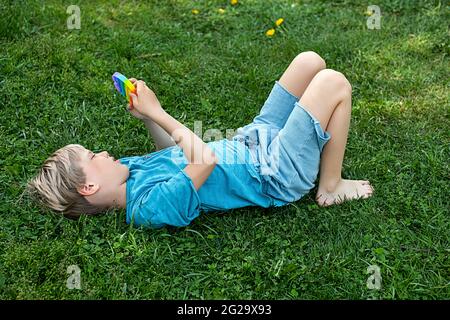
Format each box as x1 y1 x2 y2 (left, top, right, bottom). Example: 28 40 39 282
127 78 164 120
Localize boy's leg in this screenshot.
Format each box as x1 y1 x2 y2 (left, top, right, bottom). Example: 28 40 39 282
252 51 326 129
298 69 374 207
278 51 326 99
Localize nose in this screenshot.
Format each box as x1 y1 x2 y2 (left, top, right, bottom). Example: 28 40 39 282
99 151 109 158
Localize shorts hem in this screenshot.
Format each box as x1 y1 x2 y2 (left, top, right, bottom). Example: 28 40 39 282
275 80 301 101
295 102 332 152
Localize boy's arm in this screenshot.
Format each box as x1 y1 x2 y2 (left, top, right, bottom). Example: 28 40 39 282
142 117 176 150
129 80 217 190
150 110 218 190
126 78 176 150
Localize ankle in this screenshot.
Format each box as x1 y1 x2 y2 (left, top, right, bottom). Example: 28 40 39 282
318 178 342 193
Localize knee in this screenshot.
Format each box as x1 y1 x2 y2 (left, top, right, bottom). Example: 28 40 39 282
314 69 352 96
293 51 326 73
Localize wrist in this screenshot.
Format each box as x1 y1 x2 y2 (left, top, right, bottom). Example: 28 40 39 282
143 107 166 121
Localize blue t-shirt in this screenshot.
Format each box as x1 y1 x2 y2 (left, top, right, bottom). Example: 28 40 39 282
119 139 287 229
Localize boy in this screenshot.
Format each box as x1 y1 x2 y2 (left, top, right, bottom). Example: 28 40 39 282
27 51 374 228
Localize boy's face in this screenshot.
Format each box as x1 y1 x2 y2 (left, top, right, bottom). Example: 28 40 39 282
76 146 129 197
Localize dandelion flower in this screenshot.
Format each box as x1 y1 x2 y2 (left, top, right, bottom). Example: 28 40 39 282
192 9 200 15
266 28 275 37
218 8 225 14
275 18 284 26
230 0 238 5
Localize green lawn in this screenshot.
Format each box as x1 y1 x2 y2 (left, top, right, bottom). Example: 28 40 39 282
0 0 448 299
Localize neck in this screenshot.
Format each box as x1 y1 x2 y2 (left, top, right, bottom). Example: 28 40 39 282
111 182 127 209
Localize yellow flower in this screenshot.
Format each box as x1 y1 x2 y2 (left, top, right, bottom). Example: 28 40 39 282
275 18 284 26
192 9 199 15
218 8 225 14
266 28 275 37
230 0 238 5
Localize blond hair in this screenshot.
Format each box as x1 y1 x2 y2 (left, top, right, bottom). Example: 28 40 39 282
26 144 103 219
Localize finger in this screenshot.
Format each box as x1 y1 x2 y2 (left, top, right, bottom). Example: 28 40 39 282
129 93 137 109
126 99 133 111
137 80 147 88
129 78 137 84
134 80 144 94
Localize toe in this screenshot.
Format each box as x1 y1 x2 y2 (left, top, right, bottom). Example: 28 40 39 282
364 185 373 192
364 188 374 198
318 197 330 207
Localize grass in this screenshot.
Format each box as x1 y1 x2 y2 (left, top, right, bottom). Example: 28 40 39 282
0 0 449 299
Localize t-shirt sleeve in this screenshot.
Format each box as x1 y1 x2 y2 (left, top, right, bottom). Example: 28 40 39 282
135 170 201 228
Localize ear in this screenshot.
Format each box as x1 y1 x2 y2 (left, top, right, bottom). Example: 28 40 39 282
77 183 100 196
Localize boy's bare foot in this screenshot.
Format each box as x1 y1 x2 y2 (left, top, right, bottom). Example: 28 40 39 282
315 179 374 207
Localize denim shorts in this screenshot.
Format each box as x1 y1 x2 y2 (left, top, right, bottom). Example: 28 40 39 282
232 80 331 203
